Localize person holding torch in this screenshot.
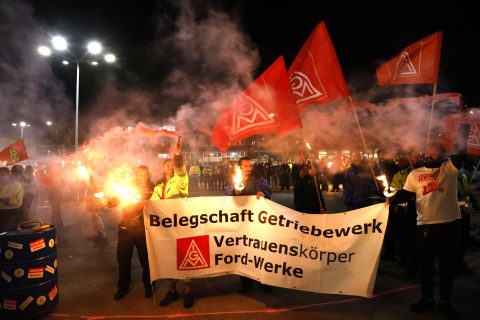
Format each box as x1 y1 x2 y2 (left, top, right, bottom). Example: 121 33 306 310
151 137 188 200
294 163 326 214
225 156 272 294
114 165 155 301
225 156 271 200
151 137 193 308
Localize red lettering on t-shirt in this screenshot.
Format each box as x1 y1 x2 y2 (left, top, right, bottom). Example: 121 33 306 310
422 181 438 196
418 170 440 182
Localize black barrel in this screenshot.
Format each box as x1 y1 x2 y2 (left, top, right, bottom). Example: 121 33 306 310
0 221 58 319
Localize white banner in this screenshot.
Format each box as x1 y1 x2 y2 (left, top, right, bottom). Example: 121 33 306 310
144 196 388 298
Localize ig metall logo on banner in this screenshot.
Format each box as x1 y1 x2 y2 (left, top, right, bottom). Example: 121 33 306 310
177 235 210 270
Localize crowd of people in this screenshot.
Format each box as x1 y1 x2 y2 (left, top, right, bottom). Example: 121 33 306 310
1 142 479 318
0 164 39 231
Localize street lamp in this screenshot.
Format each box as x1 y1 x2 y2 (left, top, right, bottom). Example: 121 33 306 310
38 35 116 151
12 122 30 139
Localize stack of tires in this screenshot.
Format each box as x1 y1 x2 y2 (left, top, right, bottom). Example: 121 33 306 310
0 222 59 319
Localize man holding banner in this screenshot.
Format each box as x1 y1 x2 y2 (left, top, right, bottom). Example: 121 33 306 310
150 141 193 308
339 152 375 211
225 156 272 294
114 165 155 301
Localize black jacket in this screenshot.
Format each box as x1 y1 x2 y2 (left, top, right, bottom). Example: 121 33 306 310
294 175 326 214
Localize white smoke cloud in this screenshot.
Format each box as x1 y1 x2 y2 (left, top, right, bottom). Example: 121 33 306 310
0 0 72 151
3 0 463 178
79 0 260 174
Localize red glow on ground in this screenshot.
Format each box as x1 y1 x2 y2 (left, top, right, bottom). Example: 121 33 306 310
48 260 478 320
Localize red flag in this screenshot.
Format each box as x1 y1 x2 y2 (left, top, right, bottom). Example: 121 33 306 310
0 139 29 166
211 57 302 153
376 31 443 86
465 110 480 156
441 114 463 152
441 110 480 156
288 21 350 109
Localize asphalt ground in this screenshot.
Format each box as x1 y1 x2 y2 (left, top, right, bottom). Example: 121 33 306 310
21 190 480 319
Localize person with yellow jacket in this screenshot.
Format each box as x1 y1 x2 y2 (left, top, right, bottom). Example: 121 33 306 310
150 142 193 308
151 146 188 201
188 163 201 191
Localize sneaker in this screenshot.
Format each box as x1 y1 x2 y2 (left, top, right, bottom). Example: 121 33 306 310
114 288 128 300
410 297 435 313
145 287 153 298
439 301 462 319
159 290 178 307
183 292 194 309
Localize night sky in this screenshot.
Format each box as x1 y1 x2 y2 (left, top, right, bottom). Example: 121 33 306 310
0 0 477 157
6 0 480 131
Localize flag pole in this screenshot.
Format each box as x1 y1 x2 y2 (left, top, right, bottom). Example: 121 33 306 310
348 96 380 191
303 137 325 212
425 83 438 149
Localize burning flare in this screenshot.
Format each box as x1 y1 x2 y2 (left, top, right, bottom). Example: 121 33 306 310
78 165 142 206
78 165 99 192
233 167 244 191
94 192 105 199
305 140 312 151
376 174 397 197
78 165 91 182
100 165 142 205
110 182 141 204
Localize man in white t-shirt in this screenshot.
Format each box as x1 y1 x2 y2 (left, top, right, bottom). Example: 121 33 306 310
390 142 461 319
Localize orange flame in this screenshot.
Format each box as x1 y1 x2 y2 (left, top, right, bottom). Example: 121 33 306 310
376 174 397 197
78 165 99 191
79 165 91 182
376 175 389 189
327 161 333 168
305 141 312 150
233 166 244 191
94 192 105 199
99 165 142 205
110 182 141 204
